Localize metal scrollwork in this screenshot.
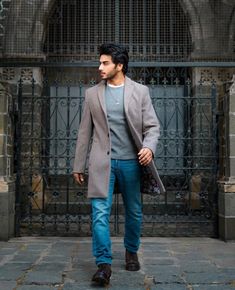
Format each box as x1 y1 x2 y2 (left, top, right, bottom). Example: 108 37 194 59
15 70 219 237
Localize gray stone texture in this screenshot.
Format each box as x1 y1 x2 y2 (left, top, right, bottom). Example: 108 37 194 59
0 82 15 241
0 237 234 290
0 183 15 240
230 157 235 178
219 191 235 217
230 136 235 157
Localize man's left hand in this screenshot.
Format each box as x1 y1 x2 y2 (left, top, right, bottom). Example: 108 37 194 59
138 147 153 166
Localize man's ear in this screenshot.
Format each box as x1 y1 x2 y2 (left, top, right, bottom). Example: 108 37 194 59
117 63 123 72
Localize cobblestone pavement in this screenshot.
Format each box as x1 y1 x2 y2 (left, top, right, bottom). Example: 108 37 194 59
0 237 234 290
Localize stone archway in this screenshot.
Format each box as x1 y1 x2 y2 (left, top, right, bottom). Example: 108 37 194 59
181 0 235 59
1 0 235 59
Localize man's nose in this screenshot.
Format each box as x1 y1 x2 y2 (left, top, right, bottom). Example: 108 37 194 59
99 64 103 71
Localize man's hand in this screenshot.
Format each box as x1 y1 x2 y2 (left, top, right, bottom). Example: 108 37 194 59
138 147 153 166
73 173 85 185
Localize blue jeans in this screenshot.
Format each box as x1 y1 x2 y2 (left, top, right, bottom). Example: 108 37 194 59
91 159 142 265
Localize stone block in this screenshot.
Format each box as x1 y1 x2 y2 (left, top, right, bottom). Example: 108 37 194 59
218 183 235 240
218 191 235 216
0 217 10 241
222 182 235 193
0 282 17 290
218 191 225 215
229 157 235 177
21 84 42 95
0 157 6 175
0 114 7 135
219 215 235 241
0 135 6 155
0 95 7 113
8 84 18 96
229 114 235 135
0 191 9 215
230 88 235 112
0 182 15 240
229 136 235 156
0 191 11 241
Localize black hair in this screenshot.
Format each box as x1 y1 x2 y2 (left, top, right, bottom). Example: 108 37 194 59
98 43 129 75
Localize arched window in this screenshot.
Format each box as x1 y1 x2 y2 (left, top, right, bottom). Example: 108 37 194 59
43 0 192 62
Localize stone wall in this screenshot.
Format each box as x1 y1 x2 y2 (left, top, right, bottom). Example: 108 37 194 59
0 67 43 240
218 76 235 240
0 82 15 240
181 0 235 59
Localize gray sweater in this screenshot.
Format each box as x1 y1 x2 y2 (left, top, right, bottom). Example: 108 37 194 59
105 84 137 159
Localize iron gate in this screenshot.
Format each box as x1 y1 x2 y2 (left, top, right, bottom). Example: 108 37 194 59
14 67 218 237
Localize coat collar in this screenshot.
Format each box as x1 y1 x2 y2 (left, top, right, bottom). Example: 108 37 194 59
97 80 106 116
97 76 134 115
123 76 134 113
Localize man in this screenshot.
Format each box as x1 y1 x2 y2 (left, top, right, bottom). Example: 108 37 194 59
73 43 165 286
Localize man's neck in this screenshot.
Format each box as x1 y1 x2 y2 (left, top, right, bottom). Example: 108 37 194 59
107 75 125 86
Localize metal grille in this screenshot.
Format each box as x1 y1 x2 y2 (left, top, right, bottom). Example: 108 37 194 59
0 0 11 52
44 0 192 62
1 0 235 63
15 68 219 237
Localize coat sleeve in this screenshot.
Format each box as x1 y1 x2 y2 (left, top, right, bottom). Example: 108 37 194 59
73 91 93 173
142 87 160 155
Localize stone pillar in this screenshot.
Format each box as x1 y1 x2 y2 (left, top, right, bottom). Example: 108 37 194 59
189 68 235 216
0 82 15 240
0 67 43 239
218 75 235 241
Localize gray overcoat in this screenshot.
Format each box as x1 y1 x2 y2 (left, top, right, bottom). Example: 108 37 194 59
73 77 165 198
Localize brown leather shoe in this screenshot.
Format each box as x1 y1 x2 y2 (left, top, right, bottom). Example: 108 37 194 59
92 263 112 285
125 250 140 271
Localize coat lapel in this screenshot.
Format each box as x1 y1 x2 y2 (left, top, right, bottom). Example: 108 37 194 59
97 77 134 116
124 77 134 115
97 80 107 116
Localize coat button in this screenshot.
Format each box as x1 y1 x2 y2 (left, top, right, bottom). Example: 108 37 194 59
107 151 110 155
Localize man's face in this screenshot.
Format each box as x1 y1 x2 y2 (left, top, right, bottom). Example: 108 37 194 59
99 54 122 80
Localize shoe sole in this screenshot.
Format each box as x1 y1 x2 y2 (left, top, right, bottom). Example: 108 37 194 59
92 276 110 286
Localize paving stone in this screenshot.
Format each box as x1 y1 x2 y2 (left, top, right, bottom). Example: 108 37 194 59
192 285 235 290
0 247 18 255
24 263 66 284
185 271 235 284
0 237 234 290
0 263 32 280
143 257 177 265
24 271 63 284
0 281 17 290
151 285 188 290
24 244 51 251
11 254 40 263
65 269 93 283
146 271 184 284
41 254 71 263
143 264 181 275
17 286 57 290
179 261 218 273
212 259 235 268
